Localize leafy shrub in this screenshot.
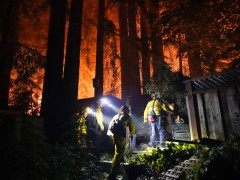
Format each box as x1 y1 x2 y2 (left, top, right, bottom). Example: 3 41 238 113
146 63 188 110
182 137 240 180
127 142 197 176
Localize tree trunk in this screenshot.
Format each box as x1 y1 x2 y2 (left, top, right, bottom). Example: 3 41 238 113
179 53 183 73
186 34 203 78
0 0 20 109
94 0 105 98
127 0 141 97
187 49 202 78
41 0 67 141
0 0 10 43
63 0 83 117
119 1 129 101
148 1 164 74
177 34 183 74
140 1 150 93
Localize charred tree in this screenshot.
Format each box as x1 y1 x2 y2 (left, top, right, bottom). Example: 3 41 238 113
140 1 150 93
0 0 10 43
41 0 67 142
119 1 129 101
149 1 164 74
0 0 20 109
94 0 105 98
127 0 141 97
186 34 203 78
63 0 83 117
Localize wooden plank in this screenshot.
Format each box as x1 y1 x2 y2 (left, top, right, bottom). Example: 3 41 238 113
226 87 240 136
185 81 200 140
197 94 208 138
204 92 225 141
219 90 232 137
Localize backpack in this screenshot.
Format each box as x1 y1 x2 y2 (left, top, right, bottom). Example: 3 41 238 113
109 114 128 138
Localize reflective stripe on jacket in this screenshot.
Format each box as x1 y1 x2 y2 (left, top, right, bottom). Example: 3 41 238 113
95 107 104 131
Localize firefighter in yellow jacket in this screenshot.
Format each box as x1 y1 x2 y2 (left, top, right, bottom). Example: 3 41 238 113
144 93 168 148
107 106 136 180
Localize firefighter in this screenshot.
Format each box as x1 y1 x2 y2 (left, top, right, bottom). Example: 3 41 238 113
107 106 136 180
94 101 105 157
144 93 169 148
95 100 105 132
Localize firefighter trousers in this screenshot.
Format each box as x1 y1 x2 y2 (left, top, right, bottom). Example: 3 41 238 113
108 137 126 180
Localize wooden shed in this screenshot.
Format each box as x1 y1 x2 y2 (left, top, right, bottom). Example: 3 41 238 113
184 68 240 141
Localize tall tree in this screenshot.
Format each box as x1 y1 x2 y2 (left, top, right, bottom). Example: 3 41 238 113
94 0 105 98
41 0 67 141
127 0 141 97
0 0 20 109
63 0 84 117
0 0 10 43
148 0 164 73
186 38 202 77
119 1 129 101
160 0 240 76
177 34 183 73
140 1 150 92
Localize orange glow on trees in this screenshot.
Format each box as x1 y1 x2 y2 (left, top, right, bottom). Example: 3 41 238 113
3 0 238 115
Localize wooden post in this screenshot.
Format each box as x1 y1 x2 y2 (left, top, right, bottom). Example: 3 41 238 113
204 91 225 141
226 87 240 136
185 81 200 140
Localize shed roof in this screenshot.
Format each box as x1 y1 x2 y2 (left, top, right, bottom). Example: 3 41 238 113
184 68 240 92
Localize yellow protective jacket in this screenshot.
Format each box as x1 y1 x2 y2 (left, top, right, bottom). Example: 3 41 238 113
143 99 167 123
95 107 104 131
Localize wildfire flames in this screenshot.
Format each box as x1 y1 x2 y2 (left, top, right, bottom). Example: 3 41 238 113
10 0 234 115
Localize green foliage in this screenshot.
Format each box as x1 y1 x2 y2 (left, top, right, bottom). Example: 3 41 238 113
146 63 188 110
182 137 240 180
71 111 87 146
127 142 197 174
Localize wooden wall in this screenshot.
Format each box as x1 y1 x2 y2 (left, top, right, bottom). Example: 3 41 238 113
186 81 240 141
226 87 240 136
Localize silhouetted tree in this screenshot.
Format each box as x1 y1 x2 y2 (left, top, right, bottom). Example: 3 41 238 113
94 0 105 98
0 0 10 43
140 0 150 92
160 0 240 76
63 0 84 117
148 0 164 73
0 0 20 109
127 0 141 97
119 1 129 101
41 0 67 141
